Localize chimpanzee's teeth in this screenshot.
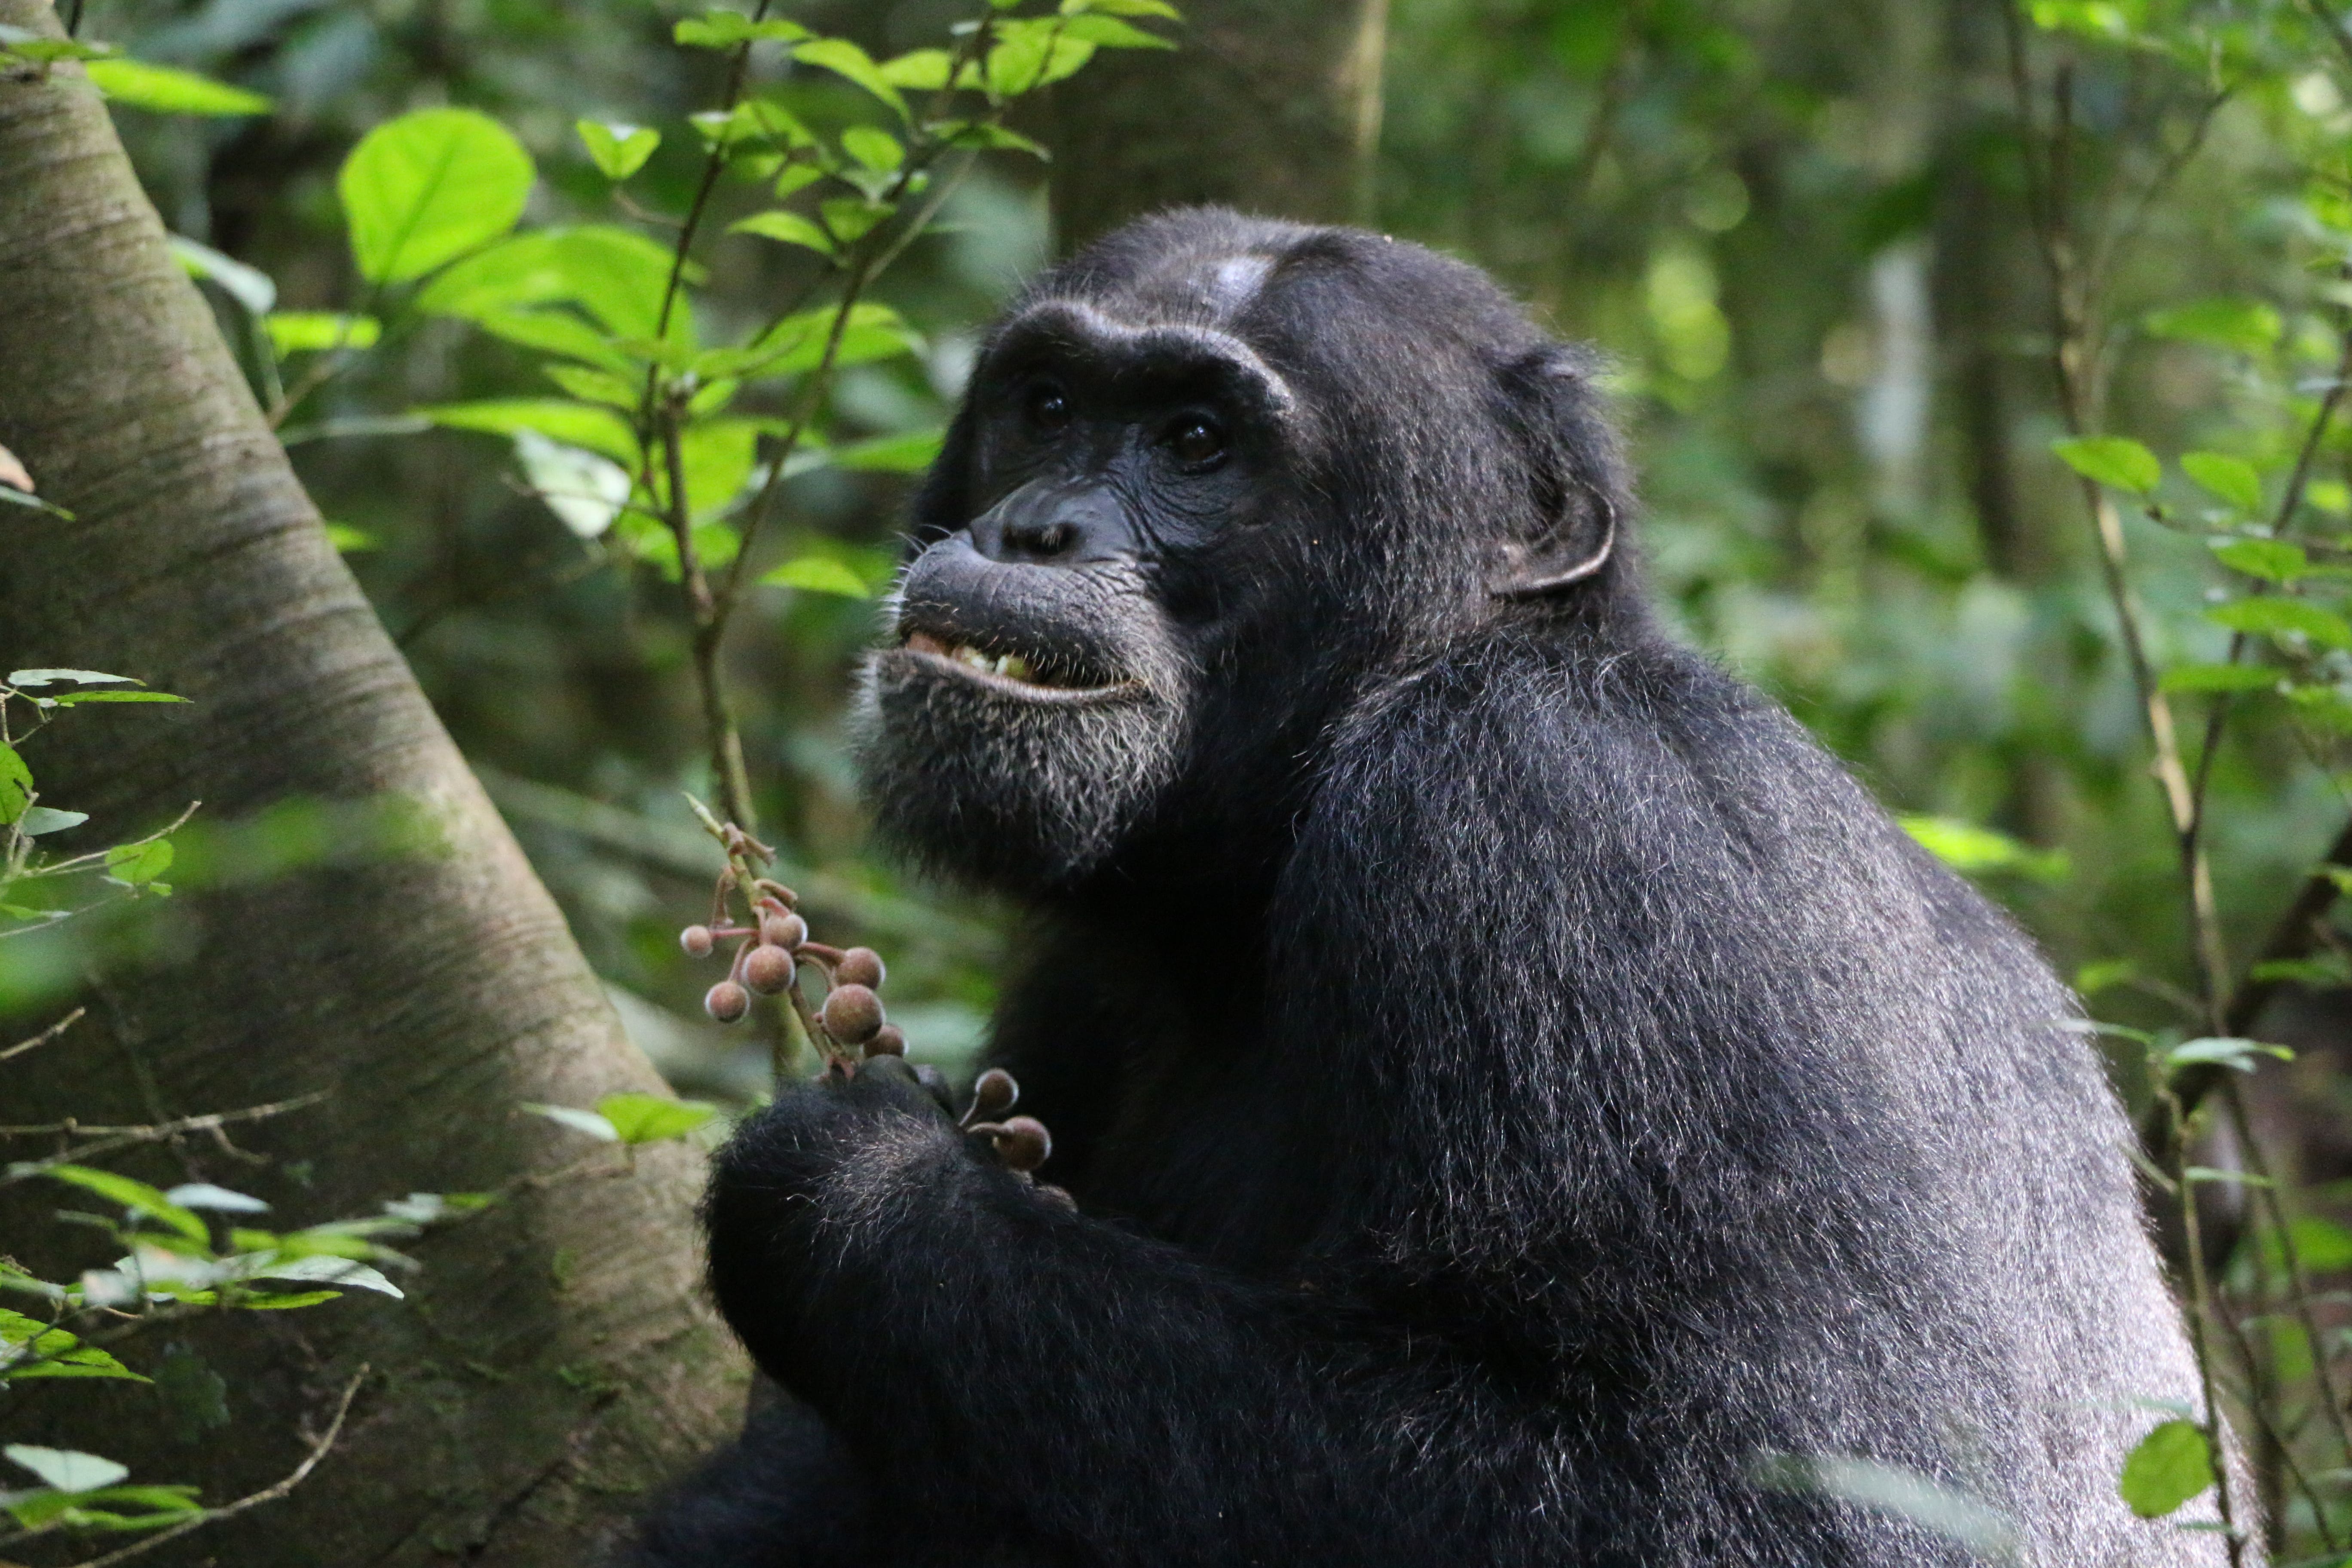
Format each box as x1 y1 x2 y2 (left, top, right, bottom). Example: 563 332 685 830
904 631 1049 686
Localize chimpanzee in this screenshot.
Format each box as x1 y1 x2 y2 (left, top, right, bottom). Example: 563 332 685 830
627 208 2225 1566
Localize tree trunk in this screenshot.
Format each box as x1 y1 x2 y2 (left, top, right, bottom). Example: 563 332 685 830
1047 0 1389 248
0 13 744 1565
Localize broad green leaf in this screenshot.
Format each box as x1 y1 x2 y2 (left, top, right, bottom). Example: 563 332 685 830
2159 663 2279 694
2210 538 2307 583
235 1289 341 1309
841 125 903 172
2181 451 2262 514
247 1254 402 1297
596 1092 719 1145
747 301 919 378
0 744 30 826
418 226 689 343
819 196 888 245
416 400 639 466
1062 0 1182 15
162 1182 266 1213
674 10 810 46
18 807 88 836
576 119 659 180
2287 683 2352 733
2028 0 2135 40
2051 435 2159 496
4 1345 144 1381
42 1166 207 1242
7 669 136 686
1057 12 1176 46
879 47 952 89
86 58 270 116
522 1102 620 1141
2204 597 2352 650
2287 1216 2352 1271
340 107 535 285
45 690 187 705
1898 815 2068 883
104 839 175 887
4 1445 129 1494
833 429 944 472
2144 297 2282 355
932 119 1050 158
793 38 909 121
2118 1420 2212 1519
471 307 636 373
761 554 871 596
514 431 632 540
677 419 761 520
0 31 110 63
985 18 1097 95
264 311 380 356
543 363 639 409
2162 1036 2291 1072
169 235 276 314
730 209 836 256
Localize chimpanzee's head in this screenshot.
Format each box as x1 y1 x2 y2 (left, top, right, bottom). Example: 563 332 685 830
851 208 1633 894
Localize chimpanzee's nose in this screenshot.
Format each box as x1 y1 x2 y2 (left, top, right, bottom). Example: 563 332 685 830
968 481 1132 566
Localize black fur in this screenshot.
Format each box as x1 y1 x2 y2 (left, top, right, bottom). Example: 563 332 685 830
627 209 2221 1566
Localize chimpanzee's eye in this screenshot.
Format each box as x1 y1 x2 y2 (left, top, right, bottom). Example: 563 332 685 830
1166 417 1225 468
1024 382 1072 434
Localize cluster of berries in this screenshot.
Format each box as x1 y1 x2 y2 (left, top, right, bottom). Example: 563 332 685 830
680 827 1060 1192
681 888 904 1063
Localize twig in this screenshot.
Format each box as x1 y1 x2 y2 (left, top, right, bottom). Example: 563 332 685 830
0 1093 328 1178
50 1364 366 1568
0 1007 83 1063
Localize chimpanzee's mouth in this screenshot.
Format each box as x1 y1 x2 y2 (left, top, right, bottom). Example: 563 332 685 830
895 628 1139 702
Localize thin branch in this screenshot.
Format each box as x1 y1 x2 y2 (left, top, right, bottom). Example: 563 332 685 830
0 1093 328 1179
0 1007 83 1063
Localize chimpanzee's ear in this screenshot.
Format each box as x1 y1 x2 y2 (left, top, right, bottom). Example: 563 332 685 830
1489 345 1628 599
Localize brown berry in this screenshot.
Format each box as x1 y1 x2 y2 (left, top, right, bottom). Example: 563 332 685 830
867 1023 906 1057
971 1068 1018 1118
680 925 715 958
821 982 883 1043
992 1116 1051 1173
834 946 885 989
762 913 807 950
704 980 750 1023
742 944 795 995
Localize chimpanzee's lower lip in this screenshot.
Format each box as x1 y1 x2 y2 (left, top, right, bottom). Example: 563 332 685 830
889 632 1140 704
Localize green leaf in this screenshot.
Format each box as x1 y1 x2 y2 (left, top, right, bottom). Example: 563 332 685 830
2288 1216 2352 1271
2051 435 2160 496
0 744 30 826
245 1254 404 1297
514 431 632 540
236 1289 342 1309
1057 12 1176 47
263 311 380 356
747 301 920 377
985 18 1098 95
2118 1419 2213 1519
2204 597 2352 650
0 30 111 63
730 209 836 256
6 669 137 686
418 226 689 343
41 1166 207 1242
674 10 811 46
169 236 277 315
416 400 639 466
819 196 888 245
840 125 904 173
761 554 872 596
676 420 761 521
18 807 88 836
339 107 535 285
104 839 175 887
2162 1036 2291 1072
878 47 952 89
576 119 659 179
596 1092 719 1145
832 429 944 472
793 38 910 121
5 1445 129 1494
543 363 639 409
44 690 187 706
2159 663 2279 694
1062 0 1182 15
2210 538 2307 584
522 1102 620 1142
1898 815 2069 883
931 119 1050 158
2144 297 2283 355
162 1182 265 1213
2181 451 2262 514
86 58 271 116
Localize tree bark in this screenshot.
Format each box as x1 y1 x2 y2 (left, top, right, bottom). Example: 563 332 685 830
1047 0 1389 248
0 12 744 1564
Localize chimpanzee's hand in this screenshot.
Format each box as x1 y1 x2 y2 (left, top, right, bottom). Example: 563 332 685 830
699 1057 974 1387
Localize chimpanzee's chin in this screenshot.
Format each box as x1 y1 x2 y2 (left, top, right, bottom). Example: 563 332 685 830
849 652 1185 892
